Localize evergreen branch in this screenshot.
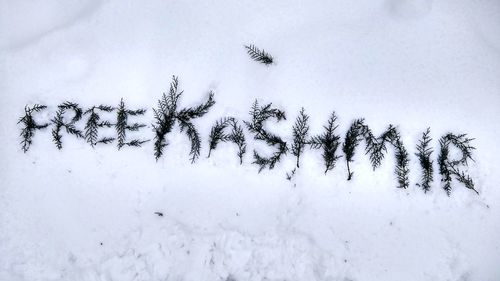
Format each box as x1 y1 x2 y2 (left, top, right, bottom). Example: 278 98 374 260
174 91 215 163
342 120 362 180
126 123 147 131
342 119 376 180
116 99 127 149
445 133 475 166
415 128 433 192
18 104 49 152
386 127 410 189
51 123 63 149
438 133 477 196
51 102 84 149
152 107 176 160
309 112 341 174
251 144 288 172
368 125 395 169
97 105 114 112
179 120 201 163
228 118 247 164
208 117 232 157
291 108 310 168
59 101 83 122
84 109 99 146
244 44 274 65
124 139 150 147
177 91 215 121
84 105 115 147
167 76 182 112
116 98 147 150
64 123 84 138
154 80 215 162
98 120 114 127
438 137 453 195
244 100 286 135
361 124 410 188
152 77 182 157
245 100 288 172
252 150 268 173
341 120 409 187
449 164 478 195
96 137 115 144
126 109 147 116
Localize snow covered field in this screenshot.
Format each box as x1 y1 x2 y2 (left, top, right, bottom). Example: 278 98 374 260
1 0 500 280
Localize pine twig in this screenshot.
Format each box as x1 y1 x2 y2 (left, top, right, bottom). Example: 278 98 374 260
384 125 410 189
208 117 232 157
51 102 84 150
84 105 115 147
438 133 477 196
341 119 376 180
177 91 215 163
291 108 310 168
18 104 49 152
309 112 341 174
228 118 247 164
152 76 216 162
116 98 148 150
152 77 180 160
244 44 274 65
415 128 433 192
244 100 287 172
208 117 247 164
341 120 409 188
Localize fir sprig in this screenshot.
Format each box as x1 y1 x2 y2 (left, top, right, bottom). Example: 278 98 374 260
152 76 180 160
342 119 377 180
359 124 410 188
291 108 310 168
123 139 149 147
18 104 49 152
341 120 409 188
449 165 477 195
244 100 287 172
228 119 247 164
384 125 410 189
51 102 84 149
96 137 115 145
207 117 247 164
368 125 397 170
177 92 215 121
438 133 477 196
244 44 274 65
152 76 216 162
415 128 433 192
116 98 148 149
208 117 232 157
309 112 341 174
84 105 115 147
177 92 215 163
178 119 202 163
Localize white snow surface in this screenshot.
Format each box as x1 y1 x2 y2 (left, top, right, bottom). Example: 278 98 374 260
1 0 500 280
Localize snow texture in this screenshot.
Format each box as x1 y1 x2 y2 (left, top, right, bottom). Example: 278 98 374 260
1 0 500 280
